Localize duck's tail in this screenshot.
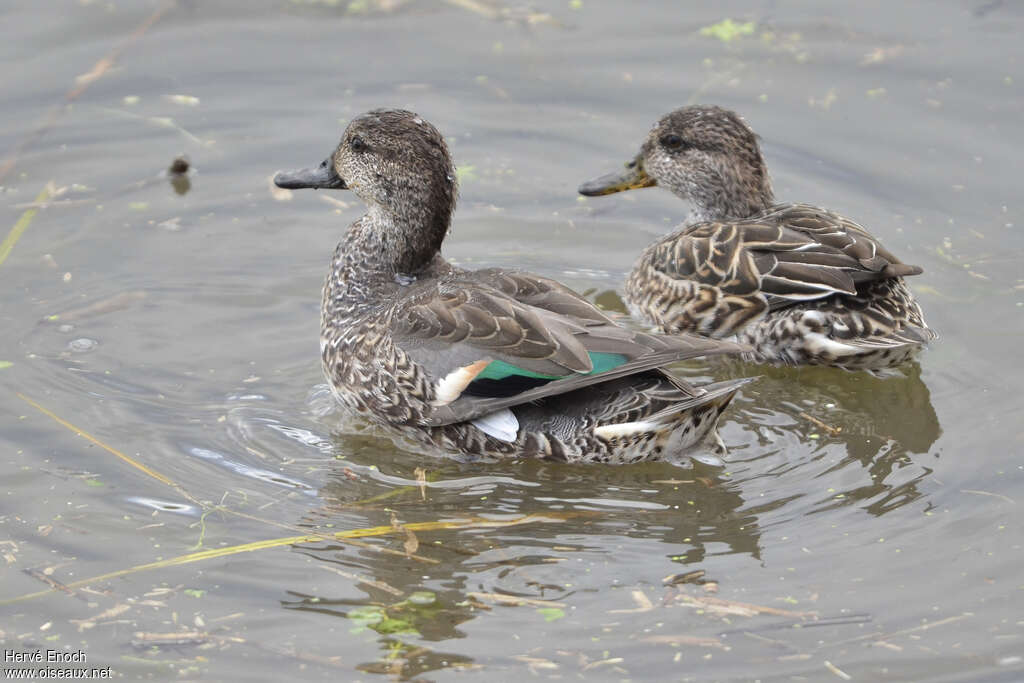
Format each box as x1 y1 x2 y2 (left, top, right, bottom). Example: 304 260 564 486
592 376 755 457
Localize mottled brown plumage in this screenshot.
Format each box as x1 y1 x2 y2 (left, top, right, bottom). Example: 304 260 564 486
275 109 754 462
579 105 935 370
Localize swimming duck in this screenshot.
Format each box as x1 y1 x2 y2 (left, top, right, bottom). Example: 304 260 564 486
579 105 935 371
274 109 753 463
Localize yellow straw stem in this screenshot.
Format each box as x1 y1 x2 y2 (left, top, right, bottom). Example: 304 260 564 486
0 513 574 605
17 392 181 490
0 184 52 267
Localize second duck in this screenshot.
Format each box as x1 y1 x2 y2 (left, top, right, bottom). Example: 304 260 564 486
579 105 935 371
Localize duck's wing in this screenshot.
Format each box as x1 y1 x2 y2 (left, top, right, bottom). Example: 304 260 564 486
391 269 748 426
663 204 923 310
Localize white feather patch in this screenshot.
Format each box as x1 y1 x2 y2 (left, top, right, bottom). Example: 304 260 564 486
594 420 658 441
430 359 490 407
802 310 826 325
472 409 519 442
802 331 861 358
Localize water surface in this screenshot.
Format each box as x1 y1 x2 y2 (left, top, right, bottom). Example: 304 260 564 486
2 1 1022 680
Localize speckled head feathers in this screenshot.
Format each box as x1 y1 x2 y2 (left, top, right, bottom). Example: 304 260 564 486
331 109 454 202
642 106 773 220
332 110 456 266
275 109 458 275
579 105 774 222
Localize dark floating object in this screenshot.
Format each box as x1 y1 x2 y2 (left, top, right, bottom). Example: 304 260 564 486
168 156 190 176
168 156 191 195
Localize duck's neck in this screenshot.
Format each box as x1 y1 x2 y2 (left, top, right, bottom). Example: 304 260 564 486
323 203 450 319
687 180 774 224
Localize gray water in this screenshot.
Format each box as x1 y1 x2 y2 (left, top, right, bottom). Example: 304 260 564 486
2 1 1023 680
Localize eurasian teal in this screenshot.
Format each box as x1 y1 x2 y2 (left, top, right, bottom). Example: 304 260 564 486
275 109 754 463
579 105 935 371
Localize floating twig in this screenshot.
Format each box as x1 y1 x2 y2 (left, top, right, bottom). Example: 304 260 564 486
467 592 566 608
317 565 403 596
46 291 147 323
677 592 816 618
70 603 132 632
663 569 705 585
609 589 655 614
961 489 1014 505
641 634 725 649
823 613 969 648
11 198 95 210
22 567 84 600
824 660 852 680
799 412 842 436
130 630 240 647
17 392 185 493
443 0 498 19
0 514 580 605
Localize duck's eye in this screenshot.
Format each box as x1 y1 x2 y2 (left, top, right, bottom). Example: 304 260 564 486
660 133 685 150
350 136 368 153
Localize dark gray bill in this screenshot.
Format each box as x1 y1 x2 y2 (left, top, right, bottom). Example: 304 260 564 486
577 155 655 196
273 158 347 190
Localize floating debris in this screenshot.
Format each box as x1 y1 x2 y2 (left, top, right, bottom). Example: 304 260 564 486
824 660 852 680
67 338 98 353
319 565 403 596
164 94 200 107
663 569 706 586
641 634 725 649
415 467 427 500
391 512 420 558
809 87 839 110
699 18 755 43
407 590 436 606
536 607 565 622
610 589 655 614
799 412 842 436
48 290 146 323
455 164 478 183
168 156 190 175
467 592 565 608
861 46 905 66
70 604 131 632
131 631 219 647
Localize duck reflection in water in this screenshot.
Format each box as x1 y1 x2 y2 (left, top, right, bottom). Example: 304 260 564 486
594 286 941 515
725 360 941 516
278 438 764 678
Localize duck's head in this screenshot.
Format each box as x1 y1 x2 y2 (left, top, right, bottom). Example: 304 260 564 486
275 109 456 272
578 105 773 221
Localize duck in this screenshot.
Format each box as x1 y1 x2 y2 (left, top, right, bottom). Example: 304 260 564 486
578 105 935 371
274 109 754 464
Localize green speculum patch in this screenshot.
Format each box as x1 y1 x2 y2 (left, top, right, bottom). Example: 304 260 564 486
464 352 628 398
